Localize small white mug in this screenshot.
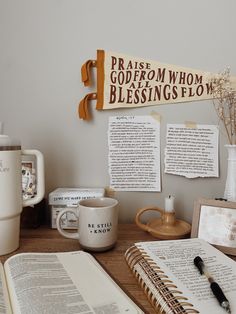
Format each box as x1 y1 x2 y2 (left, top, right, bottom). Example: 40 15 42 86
56 197 119 252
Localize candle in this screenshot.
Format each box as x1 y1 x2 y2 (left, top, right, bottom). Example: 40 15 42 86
165 195 175 213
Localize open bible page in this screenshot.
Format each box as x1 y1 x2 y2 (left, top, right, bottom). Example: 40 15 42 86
0 264 12 314
4 251 142 314
4 252 94 314
137 239 236 314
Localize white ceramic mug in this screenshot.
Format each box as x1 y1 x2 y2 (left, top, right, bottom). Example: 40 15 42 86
0 135 45 255
56 197 119 251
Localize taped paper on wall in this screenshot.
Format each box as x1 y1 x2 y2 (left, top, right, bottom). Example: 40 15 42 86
164 124 219 178
108 115 161 192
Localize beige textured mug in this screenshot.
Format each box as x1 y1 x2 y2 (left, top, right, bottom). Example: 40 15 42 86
56 197 119 251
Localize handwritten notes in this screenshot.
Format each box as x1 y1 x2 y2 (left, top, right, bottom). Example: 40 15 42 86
137 238 236 313
108 116 160 191
164 124 219 178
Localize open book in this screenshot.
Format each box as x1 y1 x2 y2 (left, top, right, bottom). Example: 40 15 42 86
125 238 236 314
0 251 143 314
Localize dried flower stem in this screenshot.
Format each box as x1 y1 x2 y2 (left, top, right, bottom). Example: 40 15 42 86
211 68 236 145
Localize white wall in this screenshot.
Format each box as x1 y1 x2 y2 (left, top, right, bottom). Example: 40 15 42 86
1 0 235 223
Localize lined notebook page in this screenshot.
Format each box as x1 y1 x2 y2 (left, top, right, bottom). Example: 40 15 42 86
136 238 236 314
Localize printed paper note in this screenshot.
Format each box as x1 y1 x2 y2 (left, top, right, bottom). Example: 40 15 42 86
108 116 161 191
164 124 219 178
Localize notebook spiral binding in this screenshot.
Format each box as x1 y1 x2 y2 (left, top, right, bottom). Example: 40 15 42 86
125 246 200 314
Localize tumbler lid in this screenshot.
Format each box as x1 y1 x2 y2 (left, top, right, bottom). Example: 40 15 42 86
0 122 21 148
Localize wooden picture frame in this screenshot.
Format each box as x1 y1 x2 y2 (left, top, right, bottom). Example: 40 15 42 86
191 198 236 255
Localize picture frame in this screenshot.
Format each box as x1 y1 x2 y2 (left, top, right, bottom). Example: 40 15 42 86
191 198 236 255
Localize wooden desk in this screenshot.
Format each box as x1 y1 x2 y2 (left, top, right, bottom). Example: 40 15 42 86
0 224 157 314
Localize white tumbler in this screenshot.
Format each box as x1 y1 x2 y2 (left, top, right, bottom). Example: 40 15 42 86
0 133 45 255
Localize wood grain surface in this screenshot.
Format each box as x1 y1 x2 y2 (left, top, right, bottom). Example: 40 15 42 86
1 224 235 314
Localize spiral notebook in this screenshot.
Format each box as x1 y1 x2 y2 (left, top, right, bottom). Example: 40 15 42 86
125 238 236 314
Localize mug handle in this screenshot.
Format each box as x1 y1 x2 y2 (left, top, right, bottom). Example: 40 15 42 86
22 149 45 207
135 206 164 233
56 208 79 240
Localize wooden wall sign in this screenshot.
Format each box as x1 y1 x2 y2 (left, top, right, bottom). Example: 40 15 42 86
79 50 236 120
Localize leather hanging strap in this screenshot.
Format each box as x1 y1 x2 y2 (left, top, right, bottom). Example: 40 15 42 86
81 60 97 86
78 93 97 120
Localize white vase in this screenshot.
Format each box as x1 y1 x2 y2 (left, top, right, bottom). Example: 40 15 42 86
224 144 236 201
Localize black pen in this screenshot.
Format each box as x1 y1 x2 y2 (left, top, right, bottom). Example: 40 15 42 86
193 256 231 313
